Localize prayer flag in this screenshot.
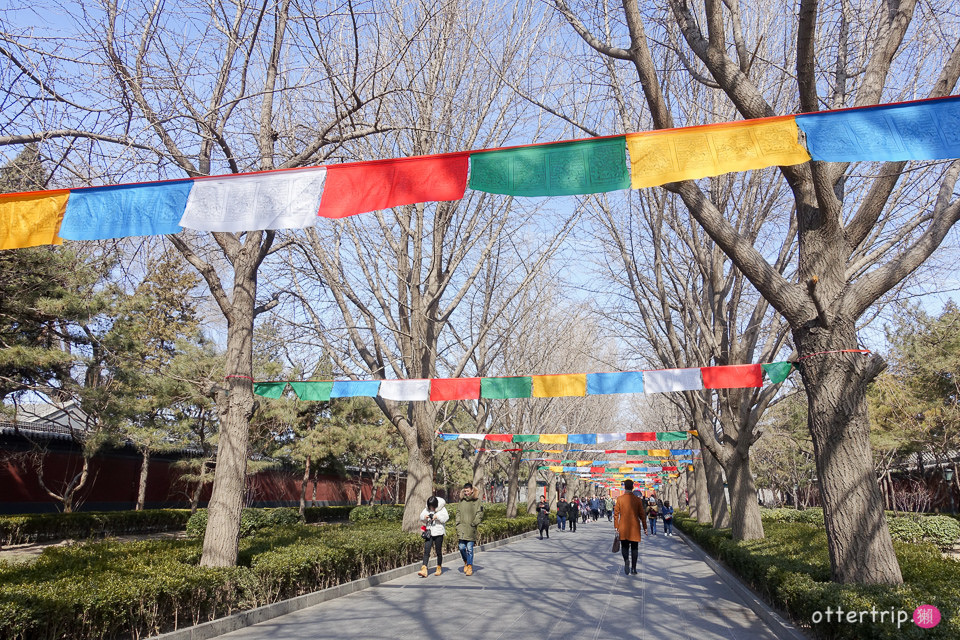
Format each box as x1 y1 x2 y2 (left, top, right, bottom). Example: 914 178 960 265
796 96 960 162
626 432 656 441
656 431 691 442
485 434 513 442
647 449 670 457
590 467 605 473
549 466 564 473
643 368 704 393
481 376 533 399
429 377 481 401
762 362 793 384
439 433 459 441
512 434 540 443
179 167 326 232
330 380 381 398
378 379 430 401
468 137 630 196
289 381 333 401
253 382 287 399
627 116 810 189
596 433 626 443
540 434 568 444
567 433 597 444
317 154 469 218
460 434 485 440
60 180 193 240
0 190 68 250
576 461 591 467
701 364 763 389
586 371 643 395
670 449 693 456
532 373 587 397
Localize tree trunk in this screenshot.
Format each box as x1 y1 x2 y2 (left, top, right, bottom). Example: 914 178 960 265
200 272 257 568
506 452 522 518
190 461 206 514
400 404 436 532
547 472 557 510
727 451 764 540
526 467 539 514
299 455 311 517
689 460 711 523
703 448 731 529
797 334 902 584
136 447 150 511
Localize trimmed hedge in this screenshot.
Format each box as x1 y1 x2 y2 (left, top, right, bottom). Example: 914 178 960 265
676 514 960 639
348 504 404 523
302 505 357 522
185 508 302 538
761 508 960 549
0 510 537 639
0 510 192 546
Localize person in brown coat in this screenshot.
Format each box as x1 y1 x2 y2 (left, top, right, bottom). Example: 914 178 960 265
613 479 647 575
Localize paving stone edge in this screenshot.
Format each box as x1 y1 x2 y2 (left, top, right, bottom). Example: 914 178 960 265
675 528 810 640
153 529 540 639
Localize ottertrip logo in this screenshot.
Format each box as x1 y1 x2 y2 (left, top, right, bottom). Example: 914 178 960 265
810 605 941 629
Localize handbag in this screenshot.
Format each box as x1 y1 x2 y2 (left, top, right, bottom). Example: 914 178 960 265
611 532 621 553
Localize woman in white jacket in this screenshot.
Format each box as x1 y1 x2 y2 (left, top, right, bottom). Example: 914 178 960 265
417 495 449 577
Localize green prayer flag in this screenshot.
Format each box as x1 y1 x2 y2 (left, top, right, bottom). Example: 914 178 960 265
626 450 645 455
469 137 630 196
537 465 551 471
253 382 287 399
289 381 333 401
656 431 689 441
762 362 794 384
482 376 533 399
512 434 540 443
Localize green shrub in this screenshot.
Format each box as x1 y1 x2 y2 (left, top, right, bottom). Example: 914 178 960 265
0 509 538 639
0 510 192 546
887 517 924 544
675 514 960 639
185 508 304 539
348 504 404 523
302 505 356 522
918 515 960 547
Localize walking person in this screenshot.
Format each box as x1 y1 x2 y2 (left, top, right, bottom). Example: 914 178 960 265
647 501 659 535
581 499 589 524
417 495 449 577
614 480 647 575
604 495 614 522
568 497 579 532
556 496 569 531
536 497 551 539
661 500 675 536
456 482 484 575
590 495 600 521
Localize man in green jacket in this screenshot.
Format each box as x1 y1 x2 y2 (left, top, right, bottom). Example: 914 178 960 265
456 482 484 576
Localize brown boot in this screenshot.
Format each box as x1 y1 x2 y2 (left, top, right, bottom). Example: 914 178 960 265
417 565 428 578
464 564 473 576
435 566 443 576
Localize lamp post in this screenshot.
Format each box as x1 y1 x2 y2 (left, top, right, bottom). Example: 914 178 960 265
945 467 955 515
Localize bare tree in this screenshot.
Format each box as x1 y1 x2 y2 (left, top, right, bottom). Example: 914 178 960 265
550 0 960 583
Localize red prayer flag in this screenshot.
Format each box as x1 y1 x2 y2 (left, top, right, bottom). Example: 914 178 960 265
701 364 763 389
605 449 626 454
484 434 513 442
429 377 482 401
590 467 604 472
626 432 656 441
664 466 678 471
318 154 469 218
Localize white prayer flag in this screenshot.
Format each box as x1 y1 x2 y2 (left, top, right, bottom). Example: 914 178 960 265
643 368 704 393
378 379 430 401
596 433 626 443
179 167 327 232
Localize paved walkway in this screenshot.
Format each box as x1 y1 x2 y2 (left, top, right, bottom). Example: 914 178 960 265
217 520 788 640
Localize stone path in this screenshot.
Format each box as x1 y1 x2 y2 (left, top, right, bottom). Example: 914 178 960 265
215 519 793 640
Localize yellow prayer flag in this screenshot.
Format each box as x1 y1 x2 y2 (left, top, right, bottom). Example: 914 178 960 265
540 434 568 444
576 461 591 467
532 374 587 398
0 191 69 250
627 116 810 189
648 449 670 457
543 449 563 453
549 465 564 473
619 466 634 472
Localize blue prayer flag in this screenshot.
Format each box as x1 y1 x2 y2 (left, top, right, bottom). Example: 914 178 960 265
567 433 597 444
330 380 381 398
796 96 960 162
60 180 193 240
586 371 644 395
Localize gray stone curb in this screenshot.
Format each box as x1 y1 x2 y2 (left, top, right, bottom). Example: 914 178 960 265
153 529 540 640
675 528 809 640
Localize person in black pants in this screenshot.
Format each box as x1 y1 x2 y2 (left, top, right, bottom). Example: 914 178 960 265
568 497 578 532
417 496 449 577
536 497 551 539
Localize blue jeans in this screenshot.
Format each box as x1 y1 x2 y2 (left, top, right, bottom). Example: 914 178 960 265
458 540 475 565
649 518 657 534
557 515 567 530
664 518 673 534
